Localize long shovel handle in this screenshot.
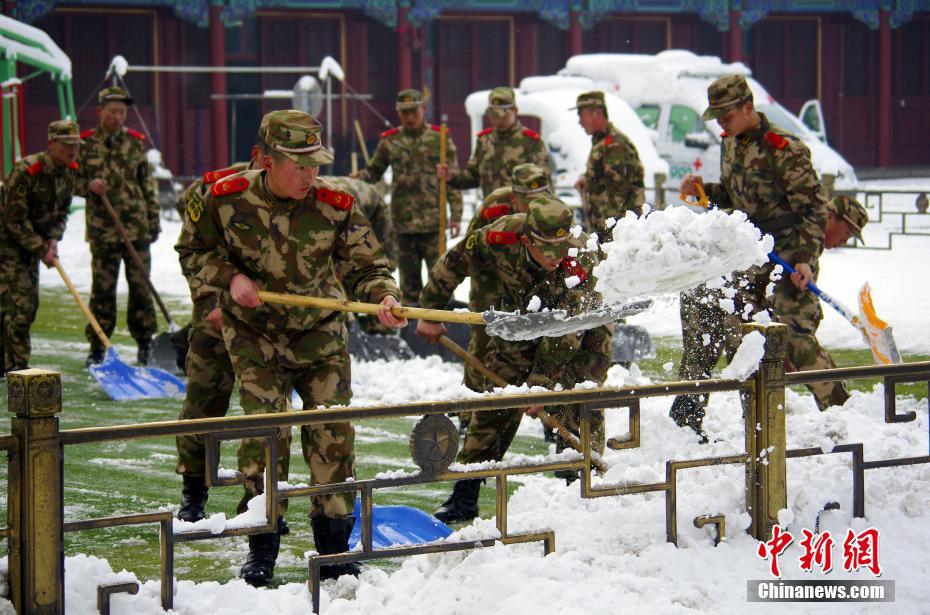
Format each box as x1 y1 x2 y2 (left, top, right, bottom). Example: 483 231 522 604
53 258 111 349
256 291 486 326
437 335 609 475
768 252 857 322
99 194 175 326
354 119 371 166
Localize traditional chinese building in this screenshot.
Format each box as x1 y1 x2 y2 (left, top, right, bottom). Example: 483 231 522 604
7 0 929 175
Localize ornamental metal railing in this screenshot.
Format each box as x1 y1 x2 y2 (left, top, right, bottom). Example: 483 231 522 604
3 322 929 614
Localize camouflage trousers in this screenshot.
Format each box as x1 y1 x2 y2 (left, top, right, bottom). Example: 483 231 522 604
0 248 40 372
86 241 157 351
397 232 439 305
175 306 235 476
224 315 355 520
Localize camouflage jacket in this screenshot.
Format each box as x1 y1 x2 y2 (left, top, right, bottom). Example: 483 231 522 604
0 152 77 257
323 176 397 270
175 170 399 339
358 124 463 235
448 121 549 199
583 122 645 232
176 162 253 322
419 213 601 388
704 114 828 265
465 186 516 312
79 125 159 245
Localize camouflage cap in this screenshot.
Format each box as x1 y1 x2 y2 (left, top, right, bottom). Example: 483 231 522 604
98 86 133 106
395 89 424 111
512 163 550 195
829 194 868 243
486 86 516 118
569 91 606 111
262 109 334 166
701 74 752 121
524 194 574 261
48 119 81 144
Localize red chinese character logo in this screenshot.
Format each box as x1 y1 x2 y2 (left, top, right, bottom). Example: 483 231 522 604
757 524 794 577
798 529 834 574
842 528 882 576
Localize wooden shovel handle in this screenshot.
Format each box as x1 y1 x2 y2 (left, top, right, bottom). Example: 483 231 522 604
256 291 486 326
53 258 111 349
437 335 609 474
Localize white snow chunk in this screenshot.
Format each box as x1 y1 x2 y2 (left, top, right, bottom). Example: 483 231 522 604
565 275 581 289
662 361 674 372
526 295 542 312
108 54 128 78
777 508 795 527
319 55 345 81
720 330 766 381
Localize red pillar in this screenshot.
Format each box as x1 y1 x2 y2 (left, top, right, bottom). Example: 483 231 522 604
728 10 742 63
569 10 582 57
397 5 413 90
209 2 228 169
878 9 891 167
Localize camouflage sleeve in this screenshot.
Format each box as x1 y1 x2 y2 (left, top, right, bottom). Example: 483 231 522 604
773 140 828 264
703 181 731 210
445 134 464 223
175 195 239 292
419 230 487 311
333 203 400 304
358 139 390 183
138 151 160 236
531 136 551 172
447 138 481 190
363 198 397 270
47 182 72 242
1 168 47 254
605 138 645 215
176 181 221 305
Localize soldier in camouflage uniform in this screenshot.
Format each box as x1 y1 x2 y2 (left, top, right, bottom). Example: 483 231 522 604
572 91 645 234
671 74 830 437
439 86 550 199
176 110 404 586
0 120 81 374
417 195 606 522
324 176 397 269
357 89 462 304
80 86 160 366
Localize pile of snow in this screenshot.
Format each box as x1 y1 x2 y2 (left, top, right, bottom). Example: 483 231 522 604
720 330 766 380
593 206 773 304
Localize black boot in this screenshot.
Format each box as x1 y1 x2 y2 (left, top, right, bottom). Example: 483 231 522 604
240 531 281 587
137 339 151 365
311 517 361 580
178 475 209 522
85 347 105 367
434 479 481 524
669 396 709 444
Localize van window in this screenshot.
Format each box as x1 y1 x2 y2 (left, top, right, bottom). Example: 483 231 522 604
668 105 702 143
635 105 660 130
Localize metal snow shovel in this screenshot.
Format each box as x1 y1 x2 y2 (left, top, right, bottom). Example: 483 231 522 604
769 252 902 364
98 194 180 372
256 291 653 341
436 335 609 474
54 259 186 401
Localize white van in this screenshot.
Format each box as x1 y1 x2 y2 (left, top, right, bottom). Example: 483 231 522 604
464 77 670 207
560 50 858 193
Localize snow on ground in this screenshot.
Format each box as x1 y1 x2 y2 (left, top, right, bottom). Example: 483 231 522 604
14 359 929 614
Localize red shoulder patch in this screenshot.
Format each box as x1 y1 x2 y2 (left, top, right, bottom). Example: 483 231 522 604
380 127 399 138
211 176 249 197
80 129 95 139
522 128 540 140
764 131 788 150
477 127 494 137
560 257 588 284
68 161 80 171
317 187 355 210
202 167 239 185
430 124 450 133
604 135 613 146
720 131 729 138
26 160 45 176
126 128 146 141
481 203 510 221
486 230 518 245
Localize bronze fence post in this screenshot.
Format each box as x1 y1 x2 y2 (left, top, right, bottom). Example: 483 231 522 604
7 369 64 614
742 323 788 540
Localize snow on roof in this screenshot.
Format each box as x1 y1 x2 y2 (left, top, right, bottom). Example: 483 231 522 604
464 83 668 190
0 14 71 79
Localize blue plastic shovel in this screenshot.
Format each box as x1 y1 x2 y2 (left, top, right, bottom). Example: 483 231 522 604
348 498 452 550
54 259 186 401
769 252 901 364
